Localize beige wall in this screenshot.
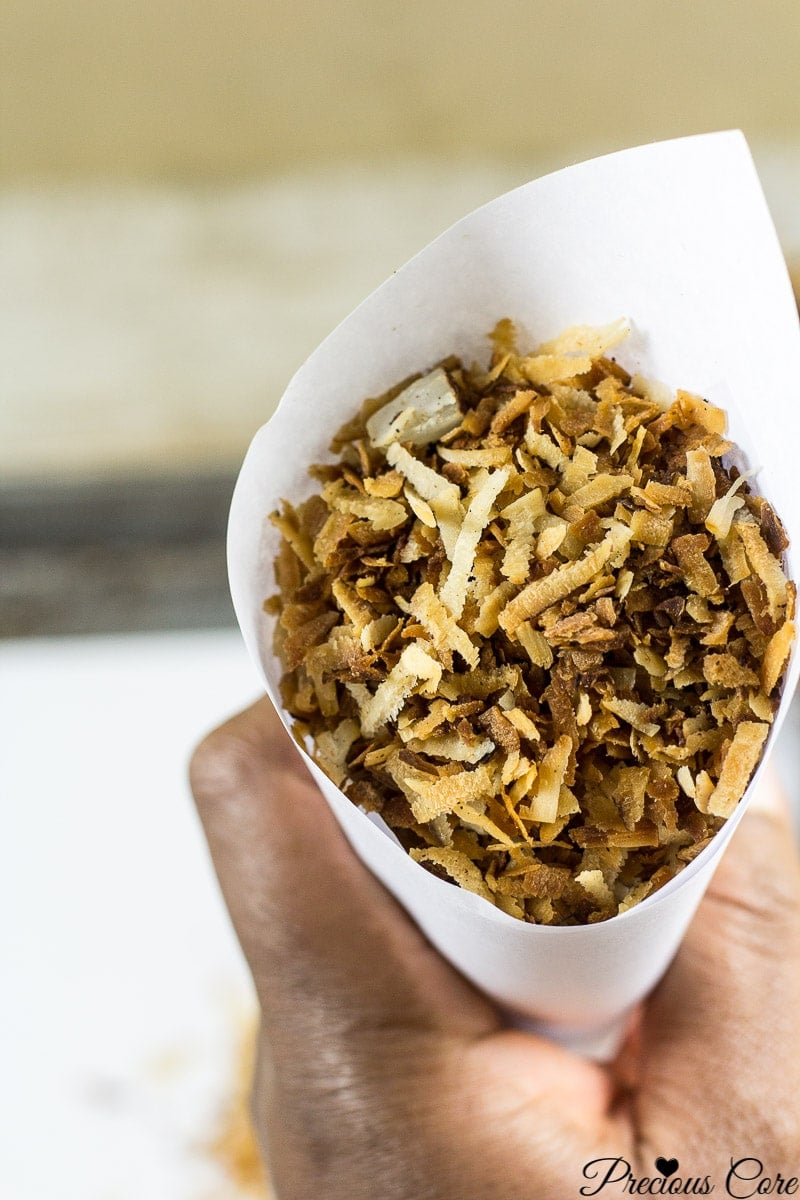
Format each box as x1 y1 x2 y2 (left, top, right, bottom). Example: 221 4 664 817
3 1 799 483
3 0 799 181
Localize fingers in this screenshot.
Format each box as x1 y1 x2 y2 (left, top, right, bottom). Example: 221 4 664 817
189 697 495 1041
196 706 622 1200
637 769 800 1161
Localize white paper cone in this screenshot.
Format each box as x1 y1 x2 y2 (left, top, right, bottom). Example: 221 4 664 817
228 132 800 1057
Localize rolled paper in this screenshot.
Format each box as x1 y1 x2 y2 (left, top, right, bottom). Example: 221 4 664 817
228 132 800 1055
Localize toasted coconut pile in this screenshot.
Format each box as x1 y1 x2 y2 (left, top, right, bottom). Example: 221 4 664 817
267 319 795 925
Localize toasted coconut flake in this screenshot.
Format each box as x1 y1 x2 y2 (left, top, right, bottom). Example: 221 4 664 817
409 699 468 740
410 847 494 902
601 697 660 737
472 579 515 637
536 520 568 560
629 373 673 410
623 425 648 477
359 614 399 651
478 705 520 755
503 707 541 743
361 641 442 735
439 445 512 467
516 621 554 669
406 761 496 818
409 581 479 668
609 408 627 455
571 825 660 849
536 318 630 359
439 469 509 617
700 610 736 647
737 523 789 620
685 447 717 523
525 427 568 470
501 490 545 584
707 721 769 818
323 481 408 531
490 388 538 435
576 868 615 909
403 484 437 528
692 770 715 814
453 806 516 848
715 526 750 586
520 352 593 387
675 389 727 435
363 469 404 498
331 578 374 633
672 533 721 599
748 691 774 722
386 441 458 504
615 568 634 599
520 736 572 824
702 652 759 689
761 621 795 694
575 692 592 726
568 473 633 514
560 445 599 493
438 665 521 703
630 508 674 549
386 442 463 558
314 718 360 786
269 506 316 571
634 644 667 677
500 523 632 634
406 733 494 763
642 479 692 509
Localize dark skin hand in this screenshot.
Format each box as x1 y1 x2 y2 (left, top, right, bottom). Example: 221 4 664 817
190 698 800 1199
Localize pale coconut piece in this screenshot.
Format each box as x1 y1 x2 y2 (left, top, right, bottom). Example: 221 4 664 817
439 468 509 618
705 473 750 540
366 367 462 448
386 441 463 558
360 640 442 735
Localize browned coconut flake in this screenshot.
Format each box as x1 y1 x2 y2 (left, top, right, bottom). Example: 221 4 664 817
267 320 795 925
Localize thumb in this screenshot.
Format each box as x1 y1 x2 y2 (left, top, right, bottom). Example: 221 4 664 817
189 697 495 1042
637 768 800 1160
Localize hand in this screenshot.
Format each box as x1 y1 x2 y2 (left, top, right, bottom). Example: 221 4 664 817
190 698 800 1199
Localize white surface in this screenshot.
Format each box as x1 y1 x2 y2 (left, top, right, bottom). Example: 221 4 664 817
0 631 262 1200
229 132 800 1049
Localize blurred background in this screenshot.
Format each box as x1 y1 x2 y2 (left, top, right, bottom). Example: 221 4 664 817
2 2 799 1197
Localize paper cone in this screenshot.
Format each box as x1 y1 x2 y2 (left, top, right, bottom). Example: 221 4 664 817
228 132 800 1057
